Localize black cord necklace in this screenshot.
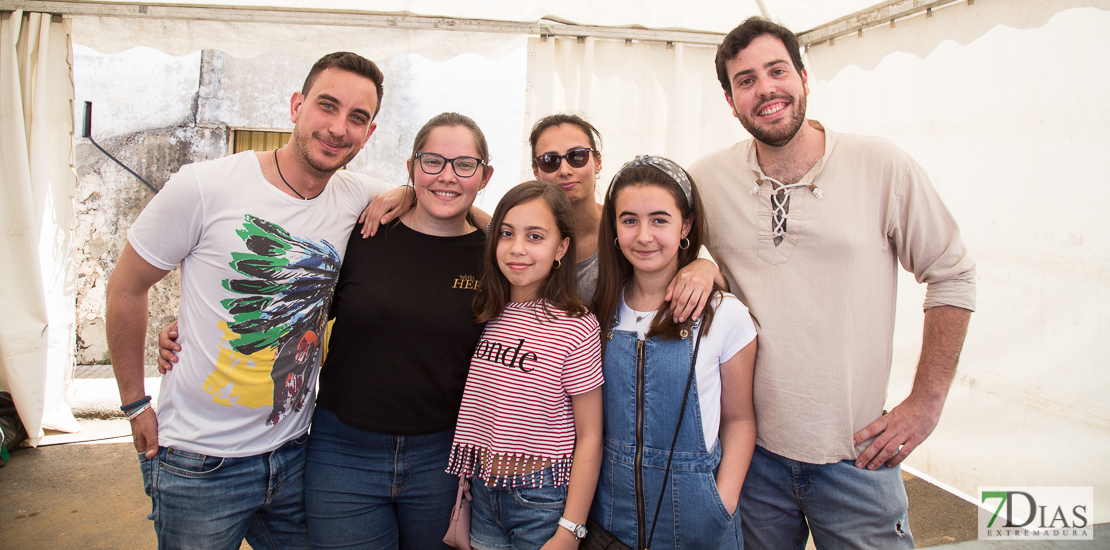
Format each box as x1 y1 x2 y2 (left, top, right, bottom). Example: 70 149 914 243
273 149 319 200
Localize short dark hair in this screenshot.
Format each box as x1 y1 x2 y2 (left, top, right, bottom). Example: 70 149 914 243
302 52 385 119
528 113 603 162
715 17 805 94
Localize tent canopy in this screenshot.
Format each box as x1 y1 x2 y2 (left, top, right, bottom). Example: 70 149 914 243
3 0 1108 525
13 0 898 60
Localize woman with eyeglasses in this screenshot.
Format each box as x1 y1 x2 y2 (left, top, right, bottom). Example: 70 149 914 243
305 112 494 549
528 114 726 321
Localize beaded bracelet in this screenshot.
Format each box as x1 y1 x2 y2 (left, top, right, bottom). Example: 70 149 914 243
120 395 152 413
127 403 152 421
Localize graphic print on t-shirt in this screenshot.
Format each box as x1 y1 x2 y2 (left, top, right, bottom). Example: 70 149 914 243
473 337 539 373
202 215 340 426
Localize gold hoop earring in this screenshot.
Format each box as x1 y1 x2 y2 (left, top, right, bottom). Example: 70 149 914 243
553 259 562 270
614 237 621 250
680 238 691 250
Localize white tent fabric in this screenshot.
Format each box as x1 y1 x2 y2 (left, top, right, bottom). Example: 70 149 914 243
6 0 1107 522
803 0 1110 521
0 10 80 444
525 36 741 186
70 15 525 62
86 0 881 36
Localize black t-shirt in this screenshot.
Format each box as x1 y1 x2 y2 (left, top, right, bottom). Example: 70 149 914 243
317 221 486 435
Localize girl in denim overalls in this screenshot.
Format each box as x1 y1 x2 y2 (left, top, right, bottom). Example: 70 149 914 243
590 156 758 549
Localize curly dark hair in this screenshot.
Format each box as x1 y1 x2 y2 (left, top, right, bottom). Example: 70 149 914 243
715 17 805 94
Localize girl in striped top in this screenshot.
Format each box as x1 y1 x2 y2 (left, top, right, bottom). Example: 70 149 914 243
447 181 604 550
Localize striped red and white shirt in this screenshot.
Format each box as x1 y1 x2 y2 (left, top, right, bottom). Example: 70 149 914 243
447 300 603 487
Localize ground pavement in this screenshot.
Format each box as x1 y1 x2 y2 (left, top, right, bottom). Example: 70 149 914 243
0 368 1103 549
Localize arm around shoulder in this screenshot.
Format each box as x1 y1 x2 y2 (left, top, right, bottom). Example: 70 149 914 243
359 184 414 238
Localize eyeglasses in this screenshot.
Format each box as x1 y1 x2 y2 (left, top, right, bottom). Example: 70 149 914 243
414 152 485 178
533 147 594 173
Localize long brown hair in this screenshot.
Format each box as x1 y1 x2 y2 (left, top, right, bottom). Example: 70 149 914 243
474 181 587 323
590 162 717 341
405 112 489 230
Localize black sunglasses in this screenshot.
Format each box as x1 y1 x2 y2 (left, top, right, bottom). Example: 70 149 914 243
533 147 594 173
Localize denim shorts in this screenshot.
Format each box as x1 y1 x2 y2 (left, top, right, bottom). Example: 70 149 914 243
737 445 914 550
468 465 568 550
138 433 310 550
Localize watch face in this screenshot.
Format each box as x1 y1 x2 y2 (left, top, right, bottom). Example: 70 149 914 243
574 525 587 539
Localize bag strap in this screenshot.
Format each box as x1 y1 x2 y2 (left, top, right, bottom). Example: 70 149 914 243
644 321 705 549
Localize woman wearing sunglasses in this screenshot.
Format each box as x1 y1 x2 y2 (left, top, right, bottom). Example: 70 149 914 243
305 112 494 549
528 114 725 321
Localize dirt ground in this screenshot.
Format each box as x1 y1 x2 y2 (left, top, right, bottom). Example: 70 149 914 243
1 440 157 549
4 420 1100 549
0 421 250 550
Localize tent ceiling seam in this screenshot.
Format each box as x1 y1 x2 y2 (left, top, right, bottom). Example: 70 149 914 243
797 0 966 47
1 0 727 45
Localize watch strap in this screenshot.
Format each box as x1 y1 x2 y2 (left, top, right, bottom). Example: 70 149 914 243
557 517 587 539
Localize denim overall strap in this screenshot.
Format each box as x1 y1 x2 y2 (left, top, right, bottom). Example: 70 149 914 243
644 324 703 548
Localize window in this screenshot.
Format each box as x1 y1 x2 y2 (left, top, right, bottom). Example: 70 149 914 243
232 129 291 154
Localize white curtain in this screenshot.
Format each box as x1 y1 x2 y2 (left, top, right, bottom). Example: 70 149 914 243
0 10 80 445
523 35 746 188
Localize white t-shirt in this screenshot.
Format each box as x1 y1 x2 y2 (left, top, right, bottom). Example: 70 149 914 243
128 151 390 457
614 292 757 452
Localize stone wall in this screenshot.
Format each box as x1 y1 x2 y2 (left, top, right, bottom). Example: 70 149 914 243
71 44 528 366
74 126 228 364
73 46 229 365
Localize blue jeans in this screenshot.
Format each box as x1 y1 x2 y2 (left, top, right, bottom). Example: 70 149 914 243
304 406 457 549
138 433 310 550
468 466 567 550
737 445 913 550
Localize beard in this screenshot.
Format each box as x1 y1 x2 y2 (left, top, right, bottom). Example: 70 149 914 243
738 92 807 148
289 126 357 175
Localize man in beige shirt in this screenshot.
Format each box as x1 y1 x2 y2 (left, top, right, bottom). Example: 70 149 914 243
688 18 975 549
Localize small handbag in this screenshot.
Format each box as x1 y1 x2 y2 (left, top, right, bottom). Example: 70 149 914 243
580 517 633 550
581 325 706 550
443 476 473 549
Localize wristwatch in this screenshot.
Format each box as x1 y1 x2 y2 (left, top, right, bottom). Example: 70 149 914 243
558 517 587 540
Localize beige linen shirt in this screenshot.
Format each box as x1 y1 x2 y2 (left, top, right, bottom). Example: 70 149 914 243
688 121 976 464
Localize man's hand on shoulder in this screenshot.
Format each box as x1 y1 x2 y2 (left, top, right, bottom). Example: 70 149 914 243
359 185 414 238
665 257 726 323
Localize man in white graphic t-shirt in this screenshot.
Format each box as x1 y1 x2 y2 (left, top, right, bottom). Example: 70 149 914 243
106 52 389 550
